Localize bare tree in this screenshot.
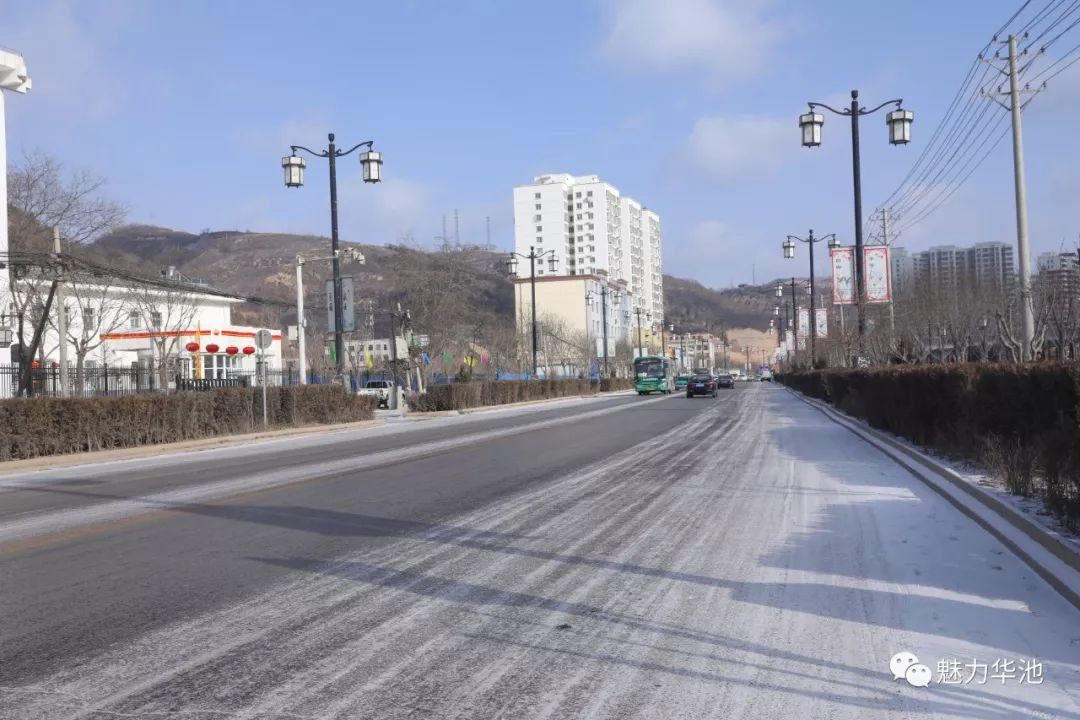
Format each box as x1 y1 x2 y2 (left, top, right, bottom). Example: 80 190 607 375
130 283 197 389
53 275 129 388
7 151 126 249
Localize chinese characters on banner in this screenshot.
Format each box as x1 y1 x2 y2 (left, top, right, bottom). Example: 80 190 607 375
785 330 794 351
830 247 855 304
831 245 891 305
864 245 892 303
797 307 810 349
815 308 828 338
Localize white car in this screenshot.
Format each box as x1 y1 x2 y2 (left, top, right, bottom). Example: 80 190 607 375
358 380 394 408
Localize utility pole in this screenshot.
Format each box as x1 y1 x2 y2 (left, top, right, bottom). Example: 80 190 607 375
454 208 460 246
53 227 69 397
880 209 896 343
295 257 307 384
1007 34 1034 361
983 35 1037 360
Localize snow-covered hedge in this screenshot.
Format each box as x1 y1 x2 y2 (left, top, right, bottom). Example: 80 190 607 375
779 363 1080 530
0 386 377 461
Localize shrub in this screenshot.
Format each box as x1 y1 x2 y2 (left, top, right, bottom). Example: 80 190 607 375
0 385 377 462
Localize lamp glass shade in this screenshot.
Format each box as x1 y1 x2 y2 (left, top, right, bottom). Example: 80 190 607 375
282 155 305 187
887 109 914 145
775 283 783 297
506 255 519 276
828 235 841 249
799 112 824 147
361 150 383 183
783 238 795 259
548 255 559 272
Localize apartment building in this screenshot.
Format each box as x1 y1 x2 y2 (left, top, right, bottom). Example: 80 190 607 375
512 173 663 324
892 241 1016 296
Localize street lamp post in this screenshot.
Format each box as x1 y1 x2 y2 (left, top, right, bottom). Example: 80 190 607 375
800 90 913 354
586 283 619 377
662 322 670 359
506 247 558 377
282 133 382 377
783 230 836 365
0 51 30 320
633 307 650 358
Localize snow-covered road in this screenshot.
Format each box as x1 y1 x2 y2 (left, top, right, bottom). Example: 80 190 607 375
2 385 1078 718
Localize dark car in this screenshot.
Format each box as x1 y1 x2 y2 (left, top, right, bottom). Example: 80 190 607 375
716 373 735 389
686 373 717 398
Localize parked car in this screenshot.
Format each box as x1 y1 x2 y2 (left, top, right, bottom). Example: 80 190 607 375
674 374 691 390
716 373 735 389
686 373 718 398
358 379 395 408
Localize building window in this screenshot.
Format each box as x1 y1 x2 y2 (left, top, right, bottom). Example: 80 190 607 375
150 311 163 328
535 192 541 199
577 214 582 220
534 214 541 222
576 203 582 209
535 203 541 210
82 306 95 327
536 236 543 243
129 311 141 329
587 191 593 197
536 225 542 233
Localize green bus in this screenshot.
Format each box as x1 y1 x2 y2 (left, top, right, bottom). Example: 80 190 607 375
633 355 673 395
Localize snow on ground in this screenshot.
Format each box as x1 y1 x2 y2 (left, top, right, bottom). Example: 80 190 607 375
795 392 1080 557
3 386 1080 719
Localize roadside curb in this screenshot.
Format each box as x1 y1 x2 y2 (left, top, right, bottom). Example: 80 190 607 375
0 419 386 476
786 388 1080 613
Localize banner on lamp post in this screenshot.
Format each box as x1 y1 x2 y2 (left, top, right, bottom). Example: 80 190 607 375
815 308 828 338
864 245 892 303
798 307 810 349
830 247 855 305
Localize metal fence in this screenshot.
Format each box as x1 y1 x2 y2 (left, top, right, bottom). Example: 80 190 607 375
0 364 301 399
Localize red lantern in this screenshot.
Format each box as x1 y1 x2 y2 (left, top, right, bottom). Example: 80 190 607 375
31 360 40 369
242 346 256 355
51 361 60 368
185 342 200 352
226 346 239 355
206 343 220 353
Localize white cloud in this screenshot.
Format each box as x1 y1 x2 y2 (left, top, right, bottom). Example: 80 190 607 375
680 114 794 182
597 0 782 88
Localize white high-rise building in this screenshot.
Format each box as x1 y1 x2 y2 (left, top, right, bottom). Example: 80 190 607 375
512 173 663 323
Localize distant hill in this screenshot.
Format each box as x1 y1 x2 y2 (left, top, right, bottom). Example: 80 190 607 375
80 224 817 337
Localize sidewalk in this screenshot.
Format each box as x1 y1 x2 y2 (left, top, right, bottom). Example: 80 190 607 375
788 388 1080 612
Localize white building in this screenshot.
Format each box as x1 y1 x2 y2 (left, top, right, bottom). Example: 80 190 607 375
9 279 282 389
513 173 663 325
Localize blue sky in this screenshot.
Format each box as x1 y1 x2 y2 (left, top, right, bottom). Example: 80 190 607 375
6 0 1079 288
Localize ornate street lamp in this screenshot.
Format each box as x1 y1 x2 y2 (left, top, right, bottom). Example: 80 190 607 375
800 90 912 352
783 237 796 259
281 133 382 377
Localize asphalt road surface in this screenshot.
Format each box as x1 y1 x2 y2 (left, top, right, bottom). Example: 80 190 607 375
2 385 1079 719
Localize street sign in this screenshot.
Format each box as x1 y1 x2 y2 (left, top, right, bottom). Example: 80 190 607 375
325 277 356 332
255 328 273 350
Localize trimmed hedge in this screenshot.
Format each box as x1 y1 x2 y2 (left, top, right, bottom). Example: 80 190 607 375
0 385 378 461
408 378 635 412
778 364 1080 529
